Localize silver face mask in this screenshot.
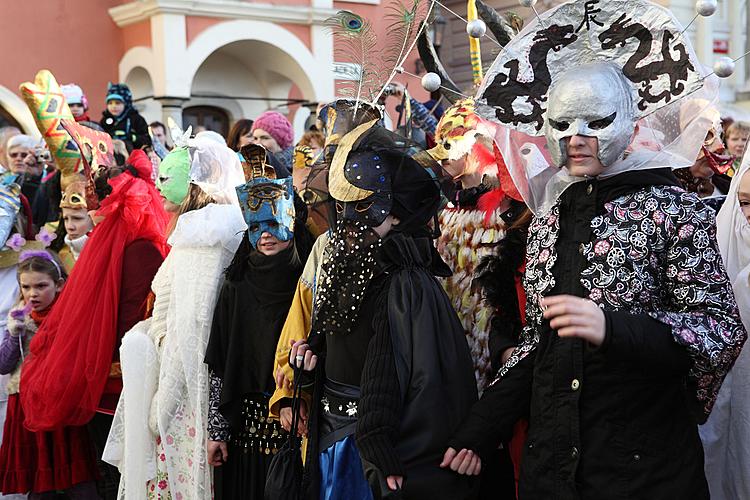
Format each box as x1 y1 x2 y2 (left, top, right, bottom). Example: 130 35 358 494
544 63 636 168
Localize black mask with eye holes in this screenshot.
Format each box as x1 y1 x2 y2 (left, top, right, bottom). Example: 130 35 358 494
335 149 393 227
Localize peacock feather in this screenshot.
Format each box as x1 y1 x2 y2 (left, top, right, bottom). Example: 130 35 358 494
326 2 432 114
325 11 380 111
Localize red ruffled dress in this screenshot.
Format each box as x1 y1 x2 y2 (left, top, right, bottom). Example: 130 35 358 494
0 306 98 494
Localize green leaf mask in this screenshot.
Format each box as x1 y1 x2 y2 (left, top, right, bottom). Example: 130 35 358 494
156 147 191 205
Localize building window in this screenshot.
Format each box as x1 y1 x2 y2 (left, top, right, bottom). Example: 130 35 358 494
0 106 21 131
183 106 230 137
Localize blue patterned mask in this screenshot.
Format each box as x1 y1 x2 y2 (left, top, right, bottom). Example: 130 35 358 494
236 177 295 249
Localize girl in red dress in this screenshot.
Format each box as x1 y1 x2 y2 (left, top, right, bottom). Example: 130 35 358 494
0 251 98 498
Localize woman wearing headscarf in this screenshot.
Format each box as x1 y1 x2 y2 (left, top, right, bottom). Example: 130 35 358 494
103 136 247 499
443 2 746 497
204 144 314 498
700 154 750 500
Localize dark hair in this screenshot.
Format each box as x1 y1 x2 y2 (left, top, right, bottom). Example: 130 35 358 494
50 216 68 253
17 252 67 283
46 170 62 214
226 119 254 152
149 121 166 133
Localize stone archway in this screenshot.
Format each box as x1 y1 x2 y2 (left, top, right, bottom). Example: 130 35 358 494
184 19 333 105
0 85 39 137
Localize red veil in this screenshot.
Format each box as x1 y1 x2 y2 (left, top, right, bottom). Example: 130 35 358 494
21 151 168 430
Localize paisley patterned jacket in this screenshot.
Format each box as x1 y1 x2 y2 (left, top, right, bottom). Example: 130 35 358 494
494 184 747 418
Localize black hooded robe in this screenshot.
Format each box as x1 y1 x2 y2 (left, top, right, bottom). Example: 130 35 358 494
205 243 305 500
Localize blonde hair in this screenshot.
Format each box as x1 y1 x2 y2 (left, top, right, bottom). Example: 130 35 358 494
726 121 750 138
167 183 215 235
297 130 324 149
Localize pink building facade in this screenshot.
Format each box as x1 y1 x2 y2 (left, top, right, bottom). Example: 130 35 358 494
0 0 429 140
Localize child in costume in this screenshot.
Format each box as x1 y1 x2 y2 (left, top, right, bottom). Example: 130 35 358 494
0 251 99 498
204 144 314 499
20 149 168 500
700 155 750 500
104 136 246 500
268 99 383 423
444 2 746 498
290 124 479 500
56 178 93 273
100 83 151 151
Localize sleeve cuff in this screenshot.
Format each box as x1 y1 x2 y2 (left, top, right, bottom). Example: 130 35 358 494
356 431 405 477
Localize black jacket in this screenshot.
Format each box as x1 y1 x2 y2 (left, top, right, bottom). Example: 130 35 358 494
100 108 151 150
450 173 746 500
306 233 479 500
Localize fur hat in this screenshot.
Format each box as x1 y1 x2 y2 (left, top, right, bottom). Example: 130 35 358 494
251 111 294 150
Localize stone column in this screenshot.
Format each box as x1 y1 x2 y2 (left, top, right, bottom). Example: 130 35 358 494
155 97 187 129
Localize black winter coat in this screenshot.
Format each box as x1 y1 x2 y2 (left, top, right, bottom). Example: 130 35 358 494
450 172 746 500
100 108 151 150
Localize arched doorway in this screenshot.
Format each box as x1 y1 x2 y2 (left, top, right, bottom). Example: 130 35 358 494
124 66 159 123
0 106 21 130
183 105 230 136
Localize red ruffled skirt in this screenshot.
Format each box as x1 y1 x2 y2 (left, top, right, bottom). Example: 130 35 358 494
0 394 98 494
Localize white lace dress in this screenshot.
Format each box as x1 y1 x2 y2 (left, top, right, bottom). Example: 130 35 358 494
104 203 246 500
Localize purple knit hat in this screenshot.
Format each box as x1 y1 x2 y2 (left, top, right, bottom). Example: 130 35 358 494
251 111 294 150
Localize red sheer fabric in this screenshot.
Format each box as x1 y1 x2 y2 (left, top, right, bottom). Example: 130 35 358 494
21 154 168 431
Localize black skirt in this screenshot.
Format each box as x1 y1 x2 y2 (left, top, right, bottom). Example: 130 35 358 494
215 394 287 500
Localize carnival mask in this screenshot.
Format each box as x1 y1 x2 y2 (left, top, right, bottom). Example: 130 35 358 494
319 100 382 163
61 119 116 210
545 63 636 169
335 149 393 227
236 177 295 249
59 180 88 210
428 99 485 162
156 147 191 205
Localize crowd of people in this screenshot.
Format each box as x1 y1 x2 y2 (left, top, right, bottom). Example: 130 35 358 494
0 0 749 499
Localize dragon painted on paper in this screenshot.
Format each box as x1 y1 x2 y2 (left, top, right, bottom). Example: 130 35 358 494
482 24 577 131
599 13 694 111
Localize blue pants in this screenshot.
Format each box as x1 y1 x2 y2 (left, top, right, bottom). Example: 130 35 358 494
319 435 373 500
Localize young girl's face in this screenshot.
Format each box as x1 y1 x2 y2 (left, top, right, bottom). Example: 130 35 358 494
69 103 85 118
20 271 62 312
738 170 750 224
62 207 93 239
107 99 125 116
256 231 292 256
728 133 749 157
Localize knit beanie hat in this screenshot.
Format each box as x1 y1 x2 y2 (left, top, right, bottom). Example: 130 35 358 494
251 111 294 150
61 84 88 109
105 83 133 108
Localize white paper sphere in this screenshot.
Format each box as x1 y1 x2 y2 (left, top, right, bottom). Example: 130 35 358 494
713 57 735 78
466 19 487 38
696 0 718 17
519 0 537 7
421 72 442 92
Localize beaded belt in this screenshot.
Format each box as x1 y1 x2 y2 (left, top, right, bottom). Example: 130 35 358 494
232 396 286 456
